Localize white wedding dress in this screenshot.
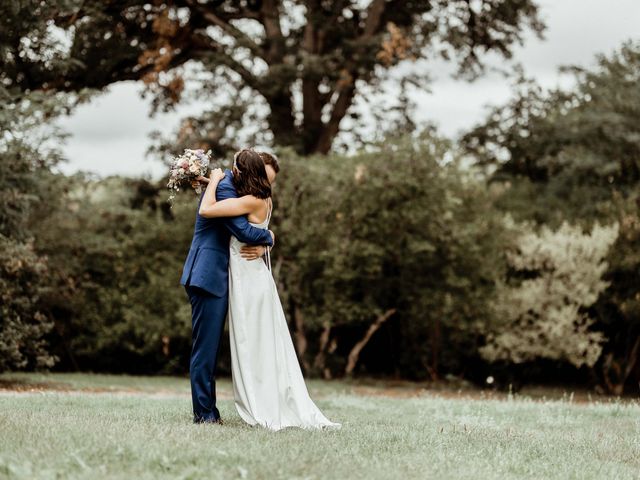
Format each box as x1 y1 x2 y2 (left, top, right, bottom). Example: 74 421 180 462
228 201 341 431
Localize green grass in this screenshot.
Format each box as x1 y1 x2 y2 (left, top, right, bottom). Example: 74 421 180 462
1 373 639 479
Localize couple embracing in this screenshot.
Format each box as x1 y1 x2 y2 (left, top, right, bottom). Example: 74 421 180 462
180 148 340 431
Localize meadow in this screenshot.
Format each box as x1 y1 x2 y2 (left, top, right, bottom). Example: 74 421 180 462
0 373 639 479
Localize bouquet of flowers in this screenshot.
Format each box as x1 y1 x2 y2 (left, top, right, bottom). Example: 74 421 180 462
167 148 212 203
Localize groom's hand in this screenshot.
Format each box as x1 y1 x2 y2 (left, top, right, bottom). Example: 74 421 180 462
240 245 266 260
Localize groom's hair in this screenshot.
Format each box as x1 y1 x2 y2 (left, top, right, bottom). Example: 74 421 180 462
232 148 272 199
258 151 280 173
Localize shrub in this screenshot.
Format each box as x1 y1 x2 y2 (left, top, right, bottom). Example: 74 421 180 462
480 220 618 368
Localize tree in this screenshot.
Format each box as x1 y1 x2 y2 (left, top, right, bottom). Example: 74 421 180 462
271 132 510 379
464 41 640 393
463 41 640 223
31 176 195 373
595 191 640 395
0 85 80 371
480 220 618 370
2 0 544 155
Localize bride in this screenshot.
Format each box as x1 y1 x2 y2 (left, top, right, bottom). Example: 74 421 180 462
198 148 341 431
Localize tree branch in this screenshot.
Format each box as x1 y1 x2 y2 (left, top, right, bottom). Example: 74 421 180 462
345 309 396 376
363 0 387 38
184 0 266 61
191 33 263 93
313 322 332 372
259 0 285 63
312 0 389 153
314 80 356 154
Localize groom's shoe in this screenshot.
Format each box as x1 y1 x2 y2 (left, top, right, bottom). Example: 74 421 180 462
203 418 224 426
194 416 224 425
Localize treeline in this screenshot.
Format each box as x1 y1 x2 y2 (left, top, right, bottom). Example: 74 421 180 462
1 42 639 394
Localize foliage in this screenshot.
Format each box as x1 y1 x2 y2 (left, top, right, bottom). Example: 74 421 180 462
3 131 509 380
271 131 510 379
463 41 640 224
464 41 640 392
2 5 640 395
32 176 195 373
593 191 640 394
0 86 81 372
480 220 618 368
1 0 544 155
0 236 56 371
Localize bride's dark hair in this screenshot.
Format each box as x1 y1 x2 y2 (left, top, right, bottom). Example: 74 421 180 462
232 148 272 199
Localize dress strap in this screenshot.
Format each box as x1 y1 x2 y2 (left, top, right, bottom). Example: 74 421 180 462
265 197 273 273
266 198 272 224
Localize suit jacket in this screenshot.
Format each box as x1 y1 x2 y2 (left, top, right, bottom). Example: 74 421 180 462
180 169 273 296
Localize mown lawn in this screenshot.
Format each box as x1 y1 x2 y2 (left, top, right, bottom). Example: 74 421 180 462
0 373 639 479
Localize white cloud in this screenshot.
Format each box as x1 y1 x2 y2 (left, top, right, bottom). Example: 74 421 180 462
55 135 166 178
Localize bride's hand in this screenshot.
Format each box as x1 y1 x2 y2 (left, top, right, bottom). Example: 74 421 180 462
195 176 210 184
209 168 225 182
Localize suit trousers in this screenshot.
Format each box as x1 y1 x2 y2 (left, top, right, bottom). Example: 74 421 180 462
185 285 228 423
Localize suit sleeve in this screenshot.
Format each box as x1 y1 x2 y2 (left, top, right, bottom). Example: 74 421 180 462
216 182 274 246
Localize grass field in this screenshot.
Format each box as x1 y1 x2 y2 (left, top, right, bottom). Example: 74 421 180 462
1 373 639 479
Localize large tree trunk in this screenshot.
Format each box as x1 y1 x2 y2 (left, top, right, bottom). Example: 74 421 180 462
300 11 330 154
344 309 396 376
260 0 286 62
302 78 326 154
266 90 299 151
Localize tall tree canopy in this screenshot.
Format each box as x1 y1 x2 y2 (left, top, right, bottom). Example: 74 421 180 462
1 0 543 155
464 41 640 192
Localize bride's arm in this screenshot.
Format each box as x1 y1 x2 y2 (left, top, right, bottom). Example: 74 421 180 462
199 195 261 218
198 168 261 218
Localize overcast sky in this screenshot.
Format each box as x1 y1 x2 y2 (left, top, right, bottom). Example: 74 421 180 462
56 0 640 179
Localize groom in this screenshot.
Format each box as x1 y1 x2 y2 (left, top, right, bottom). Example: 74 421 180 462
180 151 275 424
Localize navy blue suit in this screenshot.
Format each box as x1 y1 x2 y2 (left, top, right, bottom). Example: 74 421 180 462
181 169 273 423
